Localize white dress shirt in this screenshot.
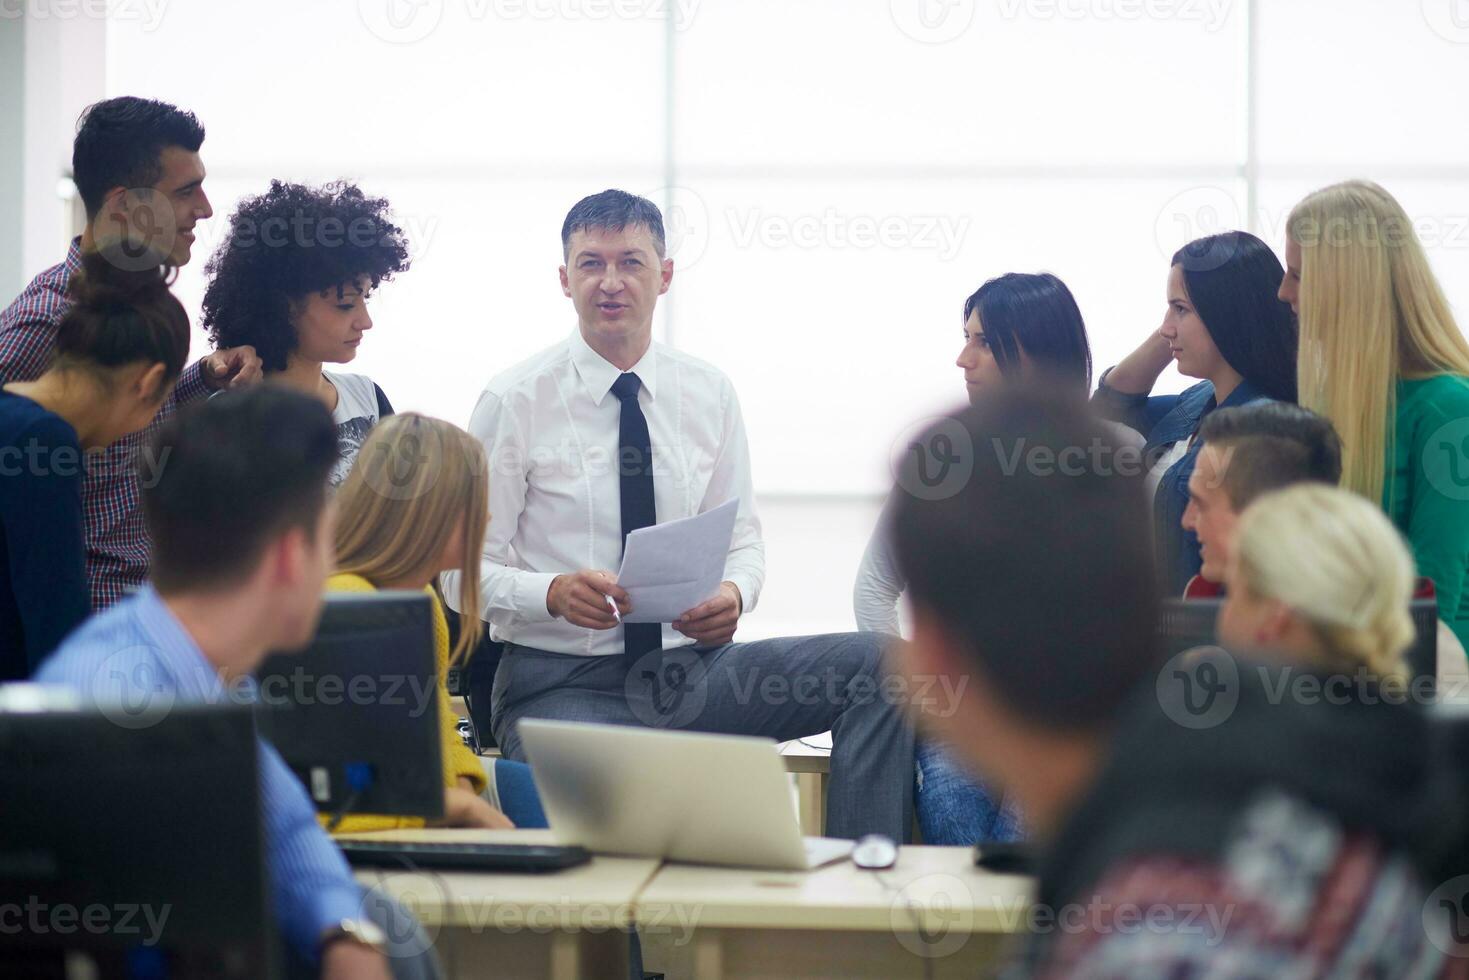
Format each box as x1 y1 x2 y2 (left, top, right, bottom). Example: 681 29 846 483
442 329 765 657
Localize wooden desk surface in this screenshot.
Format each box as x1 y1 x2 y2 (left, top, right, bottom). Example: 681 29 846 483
338 829 661 930
635 845 1033 935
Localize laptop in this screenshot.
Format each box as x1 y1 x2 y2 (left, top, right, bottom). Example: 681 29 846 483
518 719 854 870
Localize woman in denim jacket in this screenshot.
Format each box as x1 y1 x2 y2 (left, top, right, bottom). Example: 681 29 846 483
1093 232 1298 594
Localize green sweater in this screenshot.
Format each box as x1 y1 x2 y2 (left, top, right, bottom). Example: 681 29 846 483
1386 375 1469 652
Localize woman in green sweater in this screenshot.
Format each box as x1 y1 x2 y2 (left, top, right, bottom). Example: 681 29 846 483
1281 180 1469 652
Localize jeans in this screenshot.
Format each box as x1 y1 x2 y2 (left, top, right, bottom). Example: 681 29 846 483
491 634 916 840
914 740 1023 845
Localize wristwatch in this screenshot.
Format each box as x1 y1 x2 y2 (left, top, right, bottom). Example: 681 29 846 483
320 918 389 956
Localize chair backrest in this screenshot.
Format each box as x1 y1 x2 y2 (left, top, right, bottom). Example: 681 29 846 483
1406 598 1440 698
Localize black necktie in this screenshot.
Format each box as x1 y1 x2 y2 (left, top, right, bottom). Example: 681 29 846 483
611 373 662 664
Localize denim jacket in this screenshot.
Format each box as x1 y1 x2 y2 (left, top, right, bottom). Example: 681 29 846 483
1092 371 1272 594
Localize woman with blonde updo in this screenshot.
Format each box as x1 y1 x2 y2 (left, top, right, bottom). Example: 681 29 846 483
326 412 546 831
1217 483 1415 681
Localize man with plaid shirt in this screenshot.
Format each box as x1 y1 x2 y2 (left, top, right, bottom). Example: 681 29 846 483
0 97 262 609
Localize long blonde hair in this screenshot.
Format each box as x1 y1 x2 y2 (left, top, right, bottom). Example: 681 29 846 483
334 413 488 664
1288 180 1469 503
1233 483 1415 679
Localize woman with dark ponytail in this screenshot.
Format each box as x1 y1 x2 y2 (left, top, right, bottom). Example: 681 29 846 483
0 250 189 679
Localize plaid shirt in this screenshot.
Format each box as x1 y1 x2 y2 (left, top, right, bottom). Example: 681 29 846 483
0 239 209 609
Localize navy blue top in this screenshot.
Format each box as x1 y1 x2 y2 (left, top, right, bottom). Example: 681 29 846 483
1093 374 1272 594
0 388 90 679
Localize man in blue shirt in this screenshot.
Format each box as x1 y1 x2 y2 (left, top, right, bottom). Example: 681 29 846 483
36 386 434 979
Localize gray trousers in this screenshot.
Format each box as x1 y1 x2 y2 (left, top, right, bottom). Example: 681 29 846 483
490 632 916 840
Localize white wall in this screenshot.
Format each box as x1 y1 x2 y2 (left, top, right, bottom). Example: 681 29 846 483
8 0 1468 637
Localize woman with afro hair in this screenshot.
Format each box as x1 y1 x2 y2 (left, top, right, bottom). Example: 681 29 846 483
202 180 410 487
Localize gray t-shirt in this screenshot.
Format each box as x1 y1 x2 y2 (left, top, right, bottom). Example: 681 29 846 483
324 371 385 488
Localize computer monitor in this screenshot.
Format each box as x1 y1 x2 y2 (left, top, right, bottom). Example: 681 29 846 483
0 697 275 978
1163 597 1442 702
254 591 444 821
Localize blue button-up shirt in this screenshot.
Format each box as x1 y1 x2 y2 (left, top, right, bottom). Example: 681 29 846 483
34 586 363 963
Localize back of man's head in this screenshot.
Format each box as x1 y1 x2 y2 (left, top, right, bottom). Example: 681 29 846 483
144 386 337 596
890 389 1160 732
561 189 666 259
1198 403 1342 512
72 96 205 219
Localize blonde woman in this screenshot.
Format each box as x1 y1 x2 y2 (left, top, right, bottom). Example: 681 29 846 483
326 413 546 832
1281 181 1469 653
1217 483 1415 681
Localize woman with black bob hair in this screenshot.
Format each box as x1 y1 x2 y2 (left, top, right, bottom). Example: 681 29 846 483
856 271 1140 846
957 271 1093 393
860 271 1140 635
1093 230 1297 594
1 249 190 679
202 180 410 486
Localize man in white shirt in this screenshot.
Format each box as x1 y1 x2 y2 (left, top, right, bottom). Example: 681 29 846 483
444 190 914 839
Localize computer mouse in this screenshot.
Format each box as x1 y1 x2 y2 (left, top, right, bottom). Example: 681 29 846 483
851 834 898 870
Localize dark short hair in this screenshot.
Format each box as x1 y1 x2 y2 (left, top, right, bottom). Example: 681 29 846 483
145 386 338 594
890 389 1160 731
201 180 410 372
561 189 665 259
1172 232 1299 402
1197 403 1343 510
56 248 190 384
72 97 205 218
962 272 1093 391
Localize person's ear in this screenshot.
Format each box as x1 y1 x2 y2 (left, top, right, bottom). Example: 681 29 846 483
559 265 572 297
134 362 170 405
95 186 131 230
659 256 674 294
269 525 310 591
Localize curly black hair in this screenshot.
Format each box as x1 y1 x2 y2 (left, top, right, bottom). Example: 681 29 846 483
202 180 410 372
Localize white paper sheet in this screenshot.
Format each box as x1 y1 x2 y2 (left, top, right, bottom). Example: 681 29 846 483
615 499 740 623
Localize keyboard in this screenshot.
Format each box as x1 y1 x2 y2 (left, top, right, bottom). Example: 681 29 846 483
336 840 591 873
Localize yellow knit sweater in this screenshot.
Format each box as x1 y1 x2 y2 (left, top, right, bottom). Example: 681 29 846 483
320 573 487 833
